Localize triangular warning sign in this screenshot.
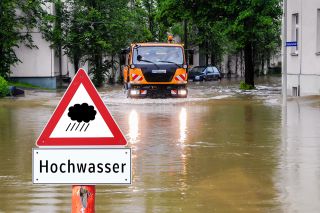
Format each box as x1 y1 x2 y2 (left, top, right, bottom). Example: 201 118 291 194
36 68 127 146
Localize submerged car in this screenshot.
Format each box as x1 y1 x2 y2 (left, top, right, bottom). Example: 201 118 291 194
189 66 221 81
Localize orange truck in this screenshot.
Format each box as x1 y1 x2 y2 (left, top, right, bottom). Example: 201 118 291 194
121 38 188 98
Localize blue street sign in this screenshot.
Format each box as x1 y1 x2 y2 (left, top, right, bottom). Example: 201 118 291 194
286 41 298 47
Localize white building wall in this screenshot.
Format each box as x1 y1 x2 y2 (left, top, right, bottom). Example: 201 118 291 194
286 0 320 96
11 32 54 78
192 46 200 67
9 2 60 88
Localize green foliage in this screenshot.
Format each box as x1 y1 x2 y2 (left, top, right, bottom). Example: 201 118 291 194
8 81 51 90
239 81 255 90
128 0 167 42
223 0 282 85
42 0 133 86
40 0 281 87
0 76 9 97
157 0 229 65
0 0 46 78
157 0 282 85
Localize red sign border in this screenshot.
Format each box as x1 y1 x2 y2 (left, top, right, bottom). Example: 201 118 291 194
36 69 127 146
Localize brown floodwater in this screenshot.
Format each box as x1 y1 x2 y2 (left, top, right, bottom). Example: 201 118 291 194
0 77 319 212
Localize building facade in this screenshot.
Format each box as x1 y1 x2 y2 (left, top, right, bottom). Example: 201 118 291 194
10 3 77 89
286 0 320 96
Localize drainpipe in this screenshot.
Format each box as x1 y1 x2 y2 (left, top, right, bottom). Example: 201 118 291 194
282 0 288 105
298 0 302 96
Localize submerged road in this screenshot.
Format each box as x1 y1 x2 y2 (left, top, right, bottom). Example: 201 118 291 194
0 77 319 212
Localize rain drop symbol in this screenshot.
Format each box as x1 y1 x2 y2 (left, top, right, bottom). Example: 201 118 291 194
65 103 97 132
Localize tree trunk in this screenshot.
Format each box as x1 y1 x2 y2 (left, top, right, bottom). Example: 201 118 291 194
210 43 216 66
240 50 243 77
58 45 62 87
110 55 115 84
227 55 231 78
261 54 265 75
73 53 79 73
235 52 238 77
147 1 154 38
93 53 103 87
205 40 209 65
244 41 254 87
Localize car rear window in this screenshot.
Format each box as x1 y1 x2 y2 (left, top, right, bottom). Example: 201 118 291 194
192 67 205 72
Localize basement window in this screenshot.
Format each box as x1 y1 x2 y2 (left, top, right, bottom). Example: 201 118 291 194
292 87 299 96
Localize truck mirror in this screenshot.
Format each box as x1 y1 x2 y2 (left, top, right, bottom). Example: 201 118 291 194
137 55 142 61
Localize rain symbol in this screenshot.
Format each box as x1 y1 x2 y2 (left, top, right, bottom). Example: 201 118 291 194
66 103 97 132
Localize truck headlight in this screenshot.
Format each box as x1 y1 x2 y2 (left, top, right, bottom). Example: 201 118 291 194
178 89 187 96
130 89 140 95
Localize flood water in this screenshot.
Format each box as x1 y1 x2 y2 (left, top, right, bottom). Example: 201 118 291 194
0 77 319 212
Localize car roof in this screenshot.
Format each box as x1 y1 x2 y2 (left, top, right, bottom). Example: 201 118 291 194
192 66 218 68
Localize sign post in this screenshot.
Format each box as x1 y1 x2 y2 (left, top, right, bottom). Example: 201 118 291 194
72 185 95 213
33 69 130 212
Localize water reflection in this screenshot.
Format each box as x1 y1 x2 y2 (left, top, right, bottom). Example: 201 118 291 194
244 104 254 144
128 109 139 144
278 98 320 212
4 77 318 212
179 107 187 144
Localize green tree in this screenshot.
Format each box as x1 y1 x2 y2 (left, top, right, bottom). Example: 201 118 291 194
157 0 227 65
128 1 153 42
43 0 132 86
158 0 281 86
224 0 282 86
0 0 45 78
137 0 167 42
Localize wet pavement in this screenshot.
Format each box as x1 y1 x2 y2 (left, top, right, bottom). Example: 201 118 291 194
0 76 319 212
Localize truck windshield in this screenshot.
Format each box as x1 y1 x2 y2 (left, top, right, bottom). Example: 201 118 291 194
133 46 184 65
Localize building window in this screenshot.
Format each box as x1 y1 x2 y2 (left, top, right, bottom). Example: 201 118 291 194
316 9 320 54
292 13 299 55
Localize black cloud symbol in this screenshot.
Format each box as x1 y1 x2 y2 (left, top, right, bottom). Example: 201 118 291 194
68 103 97 123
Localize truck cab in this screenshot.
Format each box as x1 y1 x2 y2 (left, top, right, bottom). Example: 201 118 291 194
122 42 188 98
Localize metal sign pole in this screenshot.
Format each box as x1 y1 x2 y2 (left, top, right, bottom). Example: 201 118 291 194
72 185 96 213
33 69 129 212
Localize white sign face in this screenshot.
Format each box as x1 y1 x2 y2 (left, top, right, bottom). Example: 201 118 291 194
50 84 113 138
32 148 131 184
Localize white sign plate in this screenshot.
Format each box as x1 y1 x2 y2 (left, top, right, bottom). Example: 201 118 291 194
32 148 131 184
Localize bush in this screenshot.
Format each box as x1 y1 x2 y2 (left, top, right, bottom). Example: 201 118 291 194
239 81 255 90
0 76 9 97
